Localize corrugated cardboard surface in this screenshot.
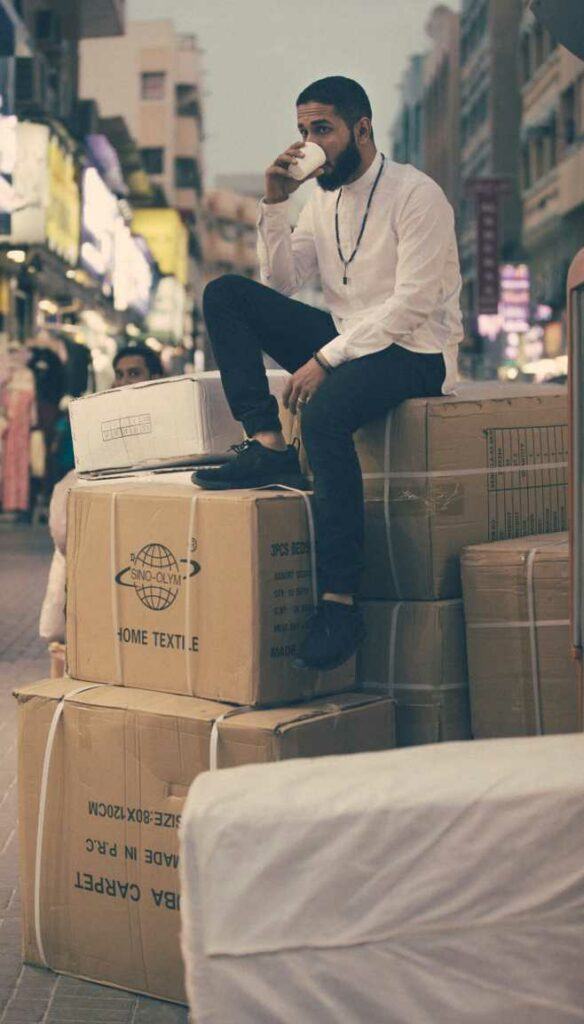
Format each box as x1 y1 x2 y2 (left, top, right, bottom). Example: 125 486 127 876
70 371 290 473
66 483 355 704
16 679 393 1004
461 532 578 737
355 383 568 600
357 600 470 746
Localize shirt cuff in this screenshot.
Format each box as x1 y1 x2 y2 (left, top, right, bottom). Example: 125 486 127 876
256 197 291 225
318 337 346 368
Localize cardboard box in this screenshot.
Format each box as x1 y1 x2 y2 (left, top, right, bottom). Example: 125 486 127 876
66 481 355 704
70 370 290 474
461 532 579 737
16 679 394 1004
354 382 568 600
357 600 470 746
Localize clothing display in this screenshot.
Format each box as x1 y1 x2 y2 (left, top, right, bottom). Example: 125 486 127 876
1 363 36 513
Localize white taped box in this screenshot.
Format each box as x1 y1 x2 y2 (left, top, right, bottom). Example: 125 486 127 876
66 480 355 704
180 735 584 1024
356 382 567 601
70 370 290 474
461 532 579 737
357 599 470 746
15 678 393 1005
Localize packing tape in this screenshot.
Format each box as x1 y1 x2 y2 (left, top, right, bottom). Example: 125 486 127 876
467 620 569 629
34 684 101 968
109 492 123 685
209 707 254 771
387 600 403 696
393 682 467 692
256 485 318 607
185 493 198 696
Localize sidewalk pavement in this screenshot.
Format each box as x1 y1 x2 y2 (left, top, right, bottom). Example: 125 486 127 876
0 523 188 1023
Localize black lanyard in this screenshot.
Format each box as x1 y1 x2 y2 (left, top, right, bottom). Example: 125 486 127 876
335 153 386 285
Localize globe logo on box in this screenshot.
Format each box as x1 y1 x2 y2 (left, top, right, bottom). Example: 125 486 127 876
115 542 200 611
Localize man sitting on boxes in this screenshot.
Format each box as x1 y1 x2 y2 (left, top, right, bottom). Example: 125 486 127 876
194 76 463 670
39 345 164 650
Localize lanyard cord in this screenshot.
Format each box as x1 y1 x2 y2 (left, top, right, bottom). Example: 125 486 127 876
334 153 386 284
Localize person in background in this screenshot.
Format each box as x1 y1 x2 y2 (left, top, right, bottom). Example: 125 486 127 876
1 346 36 521
39 344 163 647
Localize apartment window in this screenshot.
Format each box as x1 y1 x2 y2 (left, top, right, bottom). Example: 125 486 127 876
141 72 166 101
562 85 576 148
520 33 531 85
141 147 164 175
521 143 531 191
175 156 201 192
534 23 545 70
534 135 545 181
176 84 200 118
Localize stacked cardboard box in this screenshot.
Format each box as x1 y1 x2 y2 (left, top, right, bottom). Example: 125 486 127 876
18 465 393 1002
461 532 579 737
354 383 568 743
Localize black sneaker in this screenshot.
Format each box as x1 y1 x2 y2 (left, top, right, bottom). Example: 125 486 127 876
293 600 366 671
192 440 308 491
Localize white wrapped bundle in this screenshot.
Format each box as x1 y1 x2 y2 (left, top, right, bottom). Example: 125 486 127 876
180 736 584 1023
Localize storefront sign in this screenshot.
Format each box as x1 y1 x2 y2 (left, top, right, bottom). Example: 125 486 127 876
81 166 118 285
131 209 188 285
499 264 530 334
46 135 80 265
147 275 186 342
113 220 153 316
7 121 50 244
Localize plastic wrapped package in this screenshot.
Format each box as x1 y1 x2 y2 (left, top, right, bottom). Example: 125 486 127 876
180 736 584 1023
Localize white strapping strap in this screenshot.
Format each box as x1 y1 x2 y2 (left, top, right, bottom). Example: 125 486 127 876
184 494 198 696
256 485 318 608
209 706 254 771
109 492 123 685
387 601 403 697
526 548 544 735
34 685 101 968
467 619 569 629
382 413 402 599
364 460 568 481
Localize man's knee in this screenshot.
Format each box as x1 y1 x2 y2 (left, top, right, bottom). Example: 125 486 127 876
202 274 249 316
301 393 348 447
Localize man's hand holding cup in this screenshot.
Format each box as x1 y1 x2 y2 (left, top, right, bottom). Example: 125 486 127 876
265 141 326 205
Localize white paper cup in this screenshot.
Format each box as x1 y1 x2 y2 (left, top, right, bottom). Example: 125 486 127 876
288 141 327 182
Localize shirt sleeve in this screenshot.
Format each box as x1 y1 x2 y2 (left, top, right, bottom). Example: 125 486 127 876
319 179 457 368
256 195 319 296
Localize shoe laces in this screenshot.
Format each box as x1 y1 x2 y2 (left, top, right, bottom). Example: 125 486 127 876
230 440 254 456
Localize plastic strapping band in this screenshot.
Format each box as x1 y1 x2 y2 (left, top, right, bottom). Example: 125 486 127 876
209 707 254 771
363 460 568 481
467 619 569 629
110 492 123 685
526 548 544 735
387 601 403 697
34 684 101 967
256 485 318 607
383 413 402 600
184 494 198 696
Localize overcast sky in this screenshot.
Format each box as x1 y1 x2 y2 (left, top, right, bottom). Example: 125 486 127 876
129 0 459 186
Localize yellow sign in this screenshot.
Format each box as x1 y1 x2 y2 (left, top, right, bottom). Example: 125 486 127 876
131 209 188 286
46 136 80 266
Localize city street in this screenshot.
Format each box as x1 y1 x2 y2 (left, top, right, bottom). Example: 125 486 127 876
0 523 188 1024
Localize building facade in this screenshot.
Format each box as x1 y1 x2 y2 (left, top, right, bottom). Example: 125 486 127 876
520 0 584 332
79 20 205 347
458 0 523 337
422 4 461 209
391 54 426 170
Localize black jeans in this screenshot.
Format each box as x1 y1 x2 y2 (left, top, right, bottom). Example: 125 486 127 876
203 274 445 594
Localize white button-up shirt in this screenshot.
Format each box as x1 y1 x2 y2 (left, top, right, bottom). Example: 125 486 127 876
257 151 463 394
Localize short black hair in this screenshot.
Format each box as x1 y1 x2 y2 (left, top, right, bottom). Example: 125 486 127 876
296 76 372 128
113 344 163 379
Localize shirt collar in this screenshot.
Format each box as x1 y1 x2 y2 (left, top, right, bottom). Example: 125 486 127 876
341 150 383 195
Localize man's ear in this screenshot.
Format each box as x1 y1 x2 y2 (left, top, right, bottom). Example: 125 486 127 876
356 117 372 143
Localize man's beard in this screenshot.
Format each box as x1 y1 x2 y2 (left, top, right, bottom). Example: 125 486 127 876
317 134 362 192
